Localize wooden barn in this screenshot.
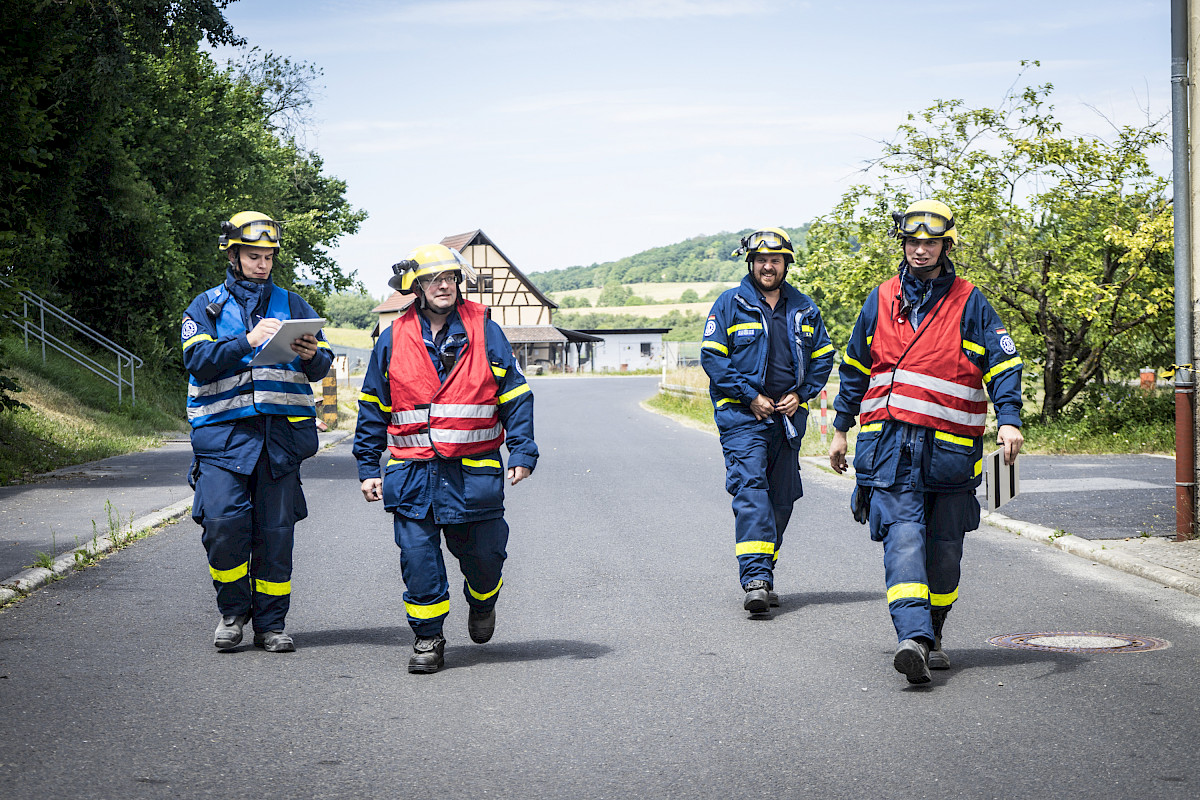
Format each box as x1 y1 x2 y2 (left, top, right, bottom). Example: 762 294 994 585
372 229 600 373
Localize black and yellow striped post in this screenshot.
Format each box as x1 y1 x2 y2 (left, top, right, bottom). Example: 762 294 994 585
322 376 338 429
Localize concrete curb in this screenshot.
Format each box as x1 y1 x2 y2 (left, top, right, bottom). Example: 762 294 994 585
0 430 355 607
0 498 194 606
798 456 1200 601
979 511 1200 599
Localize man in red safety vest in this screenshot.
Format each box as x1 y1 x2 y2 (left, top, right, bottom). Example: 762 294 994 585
353 244 537 674
828 200 1024 685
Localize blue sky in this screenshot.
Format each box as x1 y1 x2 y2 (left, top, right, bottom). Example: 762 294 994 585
214 0 1169 295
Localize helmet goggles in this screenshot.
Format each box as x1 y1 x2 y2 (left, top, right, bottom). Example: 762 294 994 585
236 219 282 244
894 210 954 238
733 230 794 257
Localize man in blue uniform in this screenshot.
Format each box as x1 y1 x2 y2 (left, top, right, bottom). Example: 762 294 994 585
828 200 1024 684
701 227 836 615
354 244 537 674
182 211 333 653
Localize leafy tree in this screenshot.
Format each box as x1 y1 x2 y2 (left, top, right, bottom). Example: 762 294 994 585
680 288 699 303
325 292 379 329
597 280 633 307
0 3 365 382
804 68 1171 421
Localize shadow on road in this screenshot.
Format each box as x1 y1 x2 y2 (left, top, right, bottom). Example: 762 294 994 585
769 589 881 619
448 638 613 667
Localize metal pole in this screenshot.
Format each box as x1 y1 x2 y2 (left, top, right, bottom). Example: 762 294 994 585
1172 0 1195 540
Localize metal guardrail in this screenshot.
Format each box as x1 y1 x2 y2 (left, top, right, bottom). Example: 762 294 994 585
659 382 707 397
0 277 143 405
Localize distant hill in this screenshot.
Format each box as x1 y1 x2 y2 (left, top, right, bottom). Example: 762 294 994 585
529 225 810 292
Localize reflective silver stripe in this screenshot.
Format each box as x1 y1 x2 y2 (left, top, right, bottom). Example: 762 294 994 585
391 409 428 425
189 372 250 398
252 367 309 384
867 372 894 391
254 390 316 408
885 393 987 427
430 402 496 419
430 422 503 444
892 369 985 402
388 432 431 448
859 394 889 415
188 394 253 420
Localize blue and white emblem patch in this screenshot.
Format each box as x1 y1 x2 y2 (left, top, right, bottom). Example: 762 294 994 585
999 335 1016 355
703 318 716 337
181 318 198 342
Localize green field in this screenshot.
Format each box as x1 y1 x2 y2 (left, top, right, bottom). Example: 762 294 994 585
548 281 735 305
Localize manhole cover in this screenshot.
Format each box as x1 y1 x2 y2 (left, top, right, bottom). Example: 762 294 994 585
988 632 1170 654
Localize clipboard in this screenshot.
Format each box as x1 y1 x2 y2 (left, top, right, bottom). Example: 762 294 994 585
248 318 326 366
983 448 1020 511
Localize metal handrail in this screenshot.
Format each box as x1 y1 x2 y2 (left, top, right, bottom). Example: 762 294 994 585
0 277 143 405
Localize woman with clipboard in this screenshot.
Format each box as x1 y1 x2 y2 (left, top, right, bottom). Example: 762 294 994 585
181 211 333 653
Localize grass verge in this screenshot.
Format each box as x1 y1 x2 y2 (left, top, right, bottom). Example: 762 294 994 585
0 337 188 484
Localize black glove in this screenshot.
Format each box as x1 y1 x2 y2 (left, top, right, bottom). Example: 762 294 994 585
851 485 871 525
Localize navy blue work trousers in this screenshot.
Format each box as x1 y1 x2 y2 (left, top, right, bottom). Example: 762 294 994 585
719 419 803 589
868 445 979 644
393 513 509 637
192 450 306 632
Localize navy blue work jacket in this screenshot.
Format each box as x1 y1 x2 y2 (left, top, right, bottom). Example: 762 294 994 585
181 271 333 478
353 307 538 525
700 275 836 440
833 261 1024 492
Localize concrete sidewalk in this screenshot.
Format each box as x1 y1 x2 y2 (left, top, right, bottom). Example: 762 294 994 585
801 456 1200 601
0 430 352 605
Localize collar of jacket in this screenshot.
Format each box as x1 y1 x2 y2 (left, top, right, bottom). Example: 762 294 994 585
736 273 803 311
898 258 956 314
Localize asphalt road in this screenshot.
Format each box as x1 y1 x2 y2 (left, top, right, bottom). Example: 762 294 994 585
1 375 1198 799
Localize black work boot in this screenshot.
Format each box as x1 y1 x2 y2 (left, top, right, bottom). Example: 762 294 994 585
929 607 951 670
213 613 250 649
743 580 771 614
468 607 496 644
409 634 446 674
253 630 296 653
768 589 780 607
894 638 931 684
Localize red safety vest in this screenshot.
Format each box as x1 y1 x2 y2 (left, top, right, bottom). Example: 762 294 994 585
860 275 987 437
387 300 504 460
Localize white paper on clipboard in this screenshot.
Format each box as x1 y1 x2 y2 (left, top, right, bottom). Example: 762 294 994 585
248 318 325 366
983 448 1020 511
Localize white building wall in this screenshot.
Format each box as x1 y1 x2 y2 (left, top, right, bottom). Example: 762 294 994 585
591 333 664 371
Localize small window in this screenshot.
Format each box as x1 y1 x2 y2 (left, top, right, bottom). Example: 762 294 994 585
640 342 652 357
481 275 494 292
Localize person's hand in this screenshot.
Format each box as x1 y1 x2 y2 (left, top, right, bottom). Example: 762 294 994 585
247 317 282 347
749 394 775 420
829 429 849 474
291 333 320 361
997 424 1024 466
508 466 531 486
776 391 800 417
361 478 382 502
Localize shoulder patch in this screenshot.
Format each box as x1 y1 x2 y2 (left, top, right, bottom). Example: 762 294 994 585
999 335 1016 355
703 317 717 337
181 317 198 342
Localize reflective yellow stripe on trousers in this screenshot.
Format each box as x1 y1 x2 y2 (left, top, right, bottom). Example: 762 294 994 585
405 599 450 619
209 561 248 583
887 582 929 603
254 579 291 596
468 578 503 601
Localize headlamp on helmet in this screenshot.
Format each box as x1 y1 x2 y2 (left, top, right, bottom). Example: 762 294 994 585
219 211 282 251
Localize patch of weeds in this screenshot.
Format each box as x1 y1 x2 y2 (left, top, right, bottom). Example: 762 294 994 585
1047 529 1069 541
29 530 56 569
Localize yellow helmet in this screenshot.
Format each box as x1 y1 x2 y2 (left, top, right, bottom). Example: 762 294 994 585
219 211 282 251
732 227 795 265
388 244 477 293
891 199 958 248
